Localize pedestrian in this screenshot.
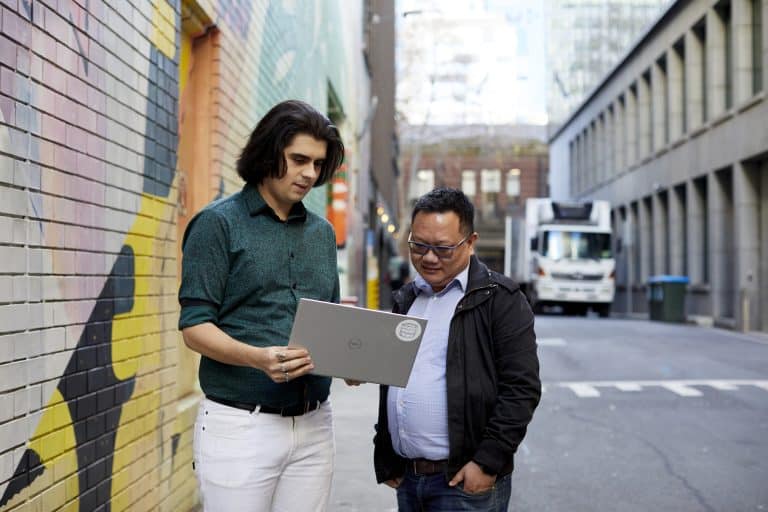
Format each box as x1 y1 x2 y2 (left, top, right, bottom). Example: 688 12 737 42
178 99 344 511
373 187 541 511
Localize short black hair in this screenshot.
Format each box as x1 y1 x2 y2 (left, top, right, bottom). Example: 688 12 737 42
411 187 475 235
236 100 344 186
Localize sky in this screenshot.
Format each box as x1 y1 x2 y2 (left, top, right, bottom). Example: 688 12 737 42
396 0 548 126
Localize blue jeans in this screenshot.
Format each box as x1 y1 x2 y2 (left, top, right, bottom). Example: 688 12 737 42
396 466 512 512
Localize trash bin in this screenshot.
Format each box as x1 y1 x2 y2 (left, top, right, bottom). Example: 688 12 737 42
647 275 689 322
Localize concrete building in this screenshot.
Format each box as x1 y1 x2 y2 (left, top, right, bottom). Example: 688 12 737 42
0 1 391 510
546 0 671 131
400 124 549 273
549 0 767 332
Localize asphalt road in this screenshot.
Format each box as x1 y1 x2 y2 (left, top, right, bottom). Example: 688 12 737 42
329 316 768 512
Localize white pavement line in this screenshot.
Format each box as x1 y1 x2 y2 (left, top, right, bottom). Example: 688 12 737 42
564 383 601 397
615 382 643 391
538 337 567 346
661 382 703 397
707 381 739 391
550 379 768 397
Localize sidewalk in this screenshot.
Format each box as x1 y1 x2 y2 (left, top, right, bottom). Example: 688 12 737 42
329 380 397 511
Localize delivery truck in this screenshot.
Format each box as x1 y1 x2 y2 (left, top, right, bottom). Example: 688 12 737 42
504 198 615 316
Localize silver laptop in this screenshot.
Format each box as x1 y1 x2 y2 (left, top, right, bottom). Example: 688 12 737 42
288 298 427 387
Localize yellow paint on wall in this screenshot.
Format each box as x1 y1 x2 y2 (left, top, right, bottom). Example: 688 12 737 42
2 389 80 511
151 0 177 59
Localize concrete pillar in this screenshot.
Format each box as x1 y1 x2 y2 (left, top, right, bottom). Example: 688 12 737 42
639 197 653 282
625 88 637 165
605 110 614 179
761 161 768 331
686 179 706 284
651 62 667 151
733 0 755 103
685 30 705 128
706 8 727 118
669 186 686 276
708 171 730 319
596 117 604 184
615 100 625 173
733 161 761 330
652 193 667 274
638 75 652 159
667 47 684 140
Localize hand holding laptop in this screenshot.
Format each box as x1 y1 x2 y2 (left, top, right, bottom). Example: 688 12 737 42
261 346 314 384
288 299 428 387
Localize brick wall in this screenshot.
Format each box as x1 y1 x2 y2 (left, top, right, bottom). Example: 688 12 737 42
0 1 368 511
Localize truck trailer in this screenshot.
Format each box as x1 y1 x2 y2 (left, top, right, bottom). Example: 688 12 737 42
505 198 615 316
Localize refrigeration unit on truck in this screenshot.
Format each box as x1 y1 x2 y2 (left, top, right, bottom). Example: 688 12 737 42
504 198 615 316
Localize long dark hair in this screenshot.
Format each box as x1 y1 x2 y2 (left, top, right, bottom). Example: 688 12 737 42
236 100 345 186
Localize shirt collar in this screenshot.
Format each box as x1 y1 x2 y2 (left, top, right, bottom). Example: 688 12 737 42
414 263 469 296
242 182 308 222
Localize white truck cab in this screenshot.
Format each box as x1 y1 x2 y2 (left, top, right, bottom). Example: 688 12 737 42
506 199 615 316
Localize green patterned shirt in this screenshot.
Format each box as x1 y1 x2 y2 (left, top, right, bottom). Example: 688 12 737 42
178 183 339 406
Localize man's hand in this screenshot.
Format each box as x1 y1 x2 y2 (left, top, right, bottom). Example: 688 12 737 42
256 346 314 383
384 477 403 489
448 461 496 494
344 379 364 386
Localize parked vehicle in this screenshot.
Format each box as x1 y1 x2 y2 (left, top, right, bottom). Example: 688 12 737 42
505 198 615 316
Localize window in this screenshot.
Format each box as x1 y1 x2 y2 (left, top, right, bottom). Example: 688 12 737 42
461 170 476 197
480 169 501 219
507 168 521 198
414 169 434 197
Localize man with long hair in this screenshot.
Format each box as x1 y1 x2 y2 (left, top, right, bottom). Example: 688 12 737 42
179 100 344 511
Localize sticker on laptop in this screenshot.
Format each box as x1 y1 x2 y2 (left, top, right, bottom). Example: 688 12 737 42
395 320 422 342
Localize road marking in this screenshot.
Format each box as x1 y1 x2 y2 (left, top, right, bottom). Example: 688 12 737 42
661 382 703 397
538 337 567 346
548 380 768 398
564 383 601 397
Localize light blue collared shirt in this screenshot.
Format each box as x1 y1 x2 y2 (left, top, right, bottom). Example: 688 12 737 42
387 265 469 460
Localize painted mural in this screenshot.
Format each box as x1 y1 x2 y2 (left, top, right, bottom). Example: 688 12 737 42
0 0 365 511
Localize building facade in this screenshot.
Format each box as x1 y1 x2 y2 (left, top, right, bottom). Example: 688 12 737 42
400 124 549 273
549 0 767 332
546 0 671 131
0 1 392 510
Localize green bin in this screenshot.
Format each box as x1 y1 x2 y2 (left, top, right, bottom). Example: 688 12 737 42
647 275 689 322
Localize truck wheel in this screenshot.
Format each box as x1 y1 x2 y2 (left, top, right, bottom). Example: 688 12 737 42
597 305 611 318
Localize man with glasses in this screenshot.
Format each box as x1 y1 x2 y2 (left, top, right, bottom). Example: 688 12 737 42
373 187 541 511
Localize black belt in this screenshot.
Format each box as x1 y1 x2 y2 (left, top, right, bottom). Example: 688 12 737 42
408 458 449 476
205 395 325 417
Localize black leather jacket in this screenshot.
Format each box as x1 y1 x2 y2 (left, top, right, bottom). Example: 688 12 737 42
374 256 541 481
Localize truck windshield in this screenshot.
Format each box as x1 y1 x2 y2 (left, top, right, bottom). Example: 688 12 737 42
541 230 612 260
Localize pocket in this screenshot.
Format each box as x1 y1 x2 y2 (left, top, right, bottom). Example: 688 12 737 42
455 481 495 498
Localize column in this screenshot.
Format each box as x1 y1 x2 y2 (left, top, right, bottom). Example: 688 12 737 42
615 99 625 174
733 0 755 103
707 171 726 318
685 30 704 129
667 47 684 141
652 193 667 274
686 179 705 284
625 88 637 166
639 197 653 282
706 8 727 118
669 186 686 275
733 161 760 330
651 62 667 151
638 75 652 159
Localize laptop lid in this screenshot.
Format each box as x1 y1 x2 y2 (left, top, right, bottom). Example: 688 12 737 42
288 298 427 387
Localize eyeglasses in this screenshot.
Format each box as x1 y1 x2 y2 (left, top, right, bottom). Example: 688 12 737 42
407 234 470 259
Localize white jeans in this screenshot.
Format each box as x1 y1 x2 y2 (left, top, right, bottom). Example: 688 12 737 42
193 398 334 512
